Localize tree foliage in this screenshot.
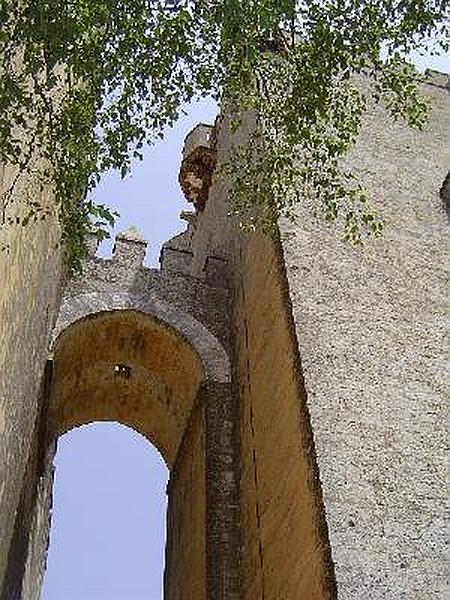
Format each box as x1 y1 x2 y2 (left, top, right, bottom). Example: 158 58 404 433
1 0 448 271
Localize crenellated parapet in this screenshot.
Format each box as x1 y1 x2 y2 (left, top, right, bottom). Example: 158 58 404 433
62 225 232 351
160 230 193 277
112 225 147 267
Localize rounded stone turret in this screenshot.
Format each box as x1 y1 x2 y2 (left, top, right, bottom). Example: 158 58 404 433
178 123 217 211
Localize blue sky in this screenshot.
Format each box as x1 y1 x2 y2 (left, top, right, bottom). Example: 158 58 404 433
41 52 449 600
41 424 169 600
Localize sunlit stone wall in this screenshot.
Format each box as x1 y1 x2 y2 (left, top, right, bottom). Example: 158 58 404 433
0 163 62 590
278 74 450 598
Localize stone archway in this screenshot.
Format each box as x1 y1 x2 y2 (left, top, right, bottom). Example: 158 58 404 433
48 307 213 597
51 290 231 386
16 292 239 600
50 308 209 466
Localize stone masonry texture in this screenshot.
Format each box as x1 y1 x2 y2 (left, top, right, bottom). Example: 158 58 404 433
0 163 62 590
0 71 448 600
278 78 450 598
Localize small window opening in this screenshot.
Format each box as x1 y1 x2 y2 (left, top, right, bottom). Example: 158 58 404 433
440 170 450 218
114 364 132 379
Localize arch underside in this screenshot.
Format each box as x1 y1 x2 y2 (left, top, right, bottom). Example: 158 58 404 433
52 291 230 384
50 309 205 466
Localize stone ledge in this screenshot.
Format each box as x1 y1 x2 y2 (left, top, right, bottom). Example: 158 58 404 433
424 68 450 90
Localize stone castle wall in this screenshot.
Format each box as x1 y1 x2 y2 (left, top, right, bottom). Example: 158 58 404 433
278 76 450 598
180 110 336 598
182 72 449 599
0 60 69 586
0 68 448 600
164 404 206 600
232 231 335 599
0 164 62 589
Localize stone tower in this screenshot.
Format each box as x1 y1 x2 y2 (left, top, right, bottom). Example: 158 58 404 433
0 70 449 599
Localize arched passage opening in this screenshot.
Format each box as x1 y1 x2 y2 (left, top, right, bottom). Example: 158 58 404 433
49 309 205 465
44 309 207 600
42 422 169 599
6 302 239 600
13 306 214 600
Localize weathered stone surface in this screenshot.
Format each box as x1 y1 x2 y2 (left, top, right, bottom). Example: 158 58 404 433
165 400 207 600
231 231 336 600
0 362 55 600
278 80 450 598
0 163 62 590
1 72 448 600
204 382 241 600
